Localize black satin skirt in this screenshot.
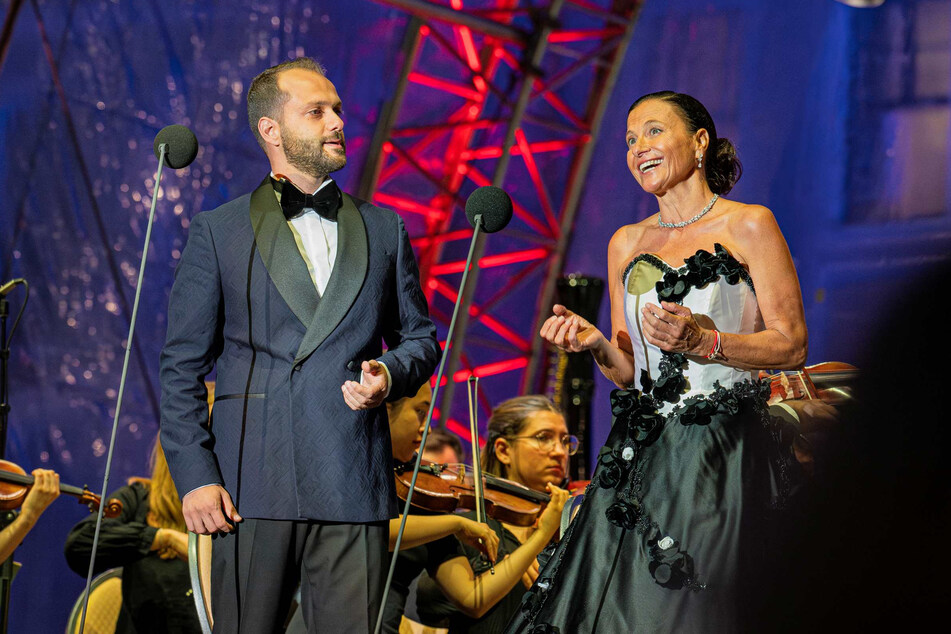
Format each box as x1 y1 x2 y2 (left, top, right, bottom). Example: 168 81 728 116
505 381 801 634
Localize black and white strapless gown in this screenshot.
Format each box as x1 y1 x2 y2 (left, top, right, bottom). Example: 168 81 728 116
505 245 801 633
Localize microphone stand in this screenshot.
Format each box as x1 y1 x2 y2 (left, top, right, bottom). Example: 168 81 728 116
373 214 486 634
75 144 168 634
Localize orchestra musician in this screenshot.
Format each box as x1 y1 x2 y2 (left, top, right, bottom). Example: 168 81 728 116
415 395 574 633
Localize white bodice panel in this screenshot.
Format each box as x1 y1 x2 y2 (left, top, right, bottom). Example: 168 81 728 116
622 254 762 414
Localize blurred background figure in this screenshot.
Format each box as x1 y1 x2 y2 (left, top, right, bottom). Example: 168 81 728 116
422 429 463 466
767 263 951 632
64 394 204 634
63 436 198 634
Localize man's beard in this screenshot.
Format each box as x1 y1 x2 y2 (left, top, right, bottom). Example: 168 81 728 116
282 126 347 180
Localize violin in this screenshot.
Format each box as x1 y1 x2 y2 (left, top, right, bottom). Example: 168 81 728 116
394 461 589 528
759 361 858 406
394 461 550 528
0 459 122 518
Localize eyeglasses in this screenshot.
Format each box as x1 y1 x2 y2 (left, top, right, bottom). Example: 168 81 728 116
509 431 579 456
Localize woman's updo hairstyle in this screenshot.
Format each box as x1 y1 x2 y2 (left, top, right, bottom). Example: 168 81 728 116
628 91 742 195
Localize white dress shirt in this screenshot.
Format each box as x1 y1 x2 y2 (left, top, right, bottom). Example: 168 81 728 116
286 177 338 296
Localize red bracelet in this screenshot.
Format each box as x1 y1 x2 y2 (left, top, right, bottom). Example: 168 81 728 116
705 330 722 360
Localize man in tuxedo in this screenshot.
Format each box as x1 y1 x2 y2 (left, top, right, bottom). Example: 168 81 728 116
159 57 440 632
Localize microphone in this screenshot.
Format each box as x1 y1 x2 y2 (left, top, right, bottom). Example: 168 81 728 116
465 185 513 233
153 124 199 169
78 123 198 634
0 279 24 297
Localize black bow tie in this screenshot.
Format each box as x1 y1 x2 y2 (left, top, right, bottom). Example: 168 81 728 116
273 177 341 222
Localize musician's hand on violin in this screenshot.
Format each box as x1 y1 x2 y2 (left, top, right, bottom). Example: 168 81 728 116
342 360 389 411
535 483 569 541
540 305 605 354
20 469 60 524
640 301 709 356
182 484 242 534
152 528 189 561
454 517 499 563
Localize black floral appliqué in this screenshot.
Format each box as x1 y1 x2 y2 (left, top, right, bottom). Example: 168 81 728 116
656 270 690 304
596 446 625 489
605 497 642 530
652 352 688 403
672 379 770 428
647 535 704 591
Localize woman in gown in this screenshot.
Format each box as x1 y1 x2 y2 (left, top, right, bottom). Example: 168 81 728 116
505 91 808 633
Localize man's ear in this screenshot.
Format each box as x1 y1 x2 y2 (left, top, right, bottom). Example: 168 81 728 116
258 117 281 149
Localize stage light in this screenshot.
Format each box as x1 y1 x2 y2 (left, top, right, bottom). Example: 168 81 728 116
834 0 885 7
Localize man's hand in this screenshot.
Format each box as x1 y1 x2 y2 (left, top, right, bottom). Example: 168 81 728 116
182 485 242 535
341 359 389 411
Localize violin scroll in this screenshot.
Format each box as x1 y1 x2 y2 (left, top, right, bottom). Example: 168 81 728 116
76 486 123 518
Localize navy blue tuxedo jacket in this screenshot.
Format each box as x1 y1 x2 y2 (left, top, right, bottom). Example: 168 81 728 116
159 178 439 522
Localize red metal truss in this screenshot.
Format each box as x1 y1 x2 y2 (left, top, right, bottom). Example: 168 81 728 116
361 0 643 434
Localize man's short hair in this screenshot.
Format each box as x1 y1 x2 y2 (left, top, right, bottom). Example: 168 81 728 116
247 57 326 149
424 429 464 463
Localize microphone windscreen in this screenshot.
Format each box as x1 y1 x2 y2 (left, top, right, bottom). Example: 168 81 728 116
465 186 513 234
153 124 199 169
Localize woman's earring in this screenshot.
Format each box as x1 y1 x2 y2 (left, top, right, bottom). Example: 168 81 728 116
697 152 703 169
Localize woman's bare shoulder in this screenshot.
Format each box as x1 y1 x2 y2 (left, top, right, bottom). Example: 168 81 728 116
716 199 789 268
609 219 654 259
719 199 778 234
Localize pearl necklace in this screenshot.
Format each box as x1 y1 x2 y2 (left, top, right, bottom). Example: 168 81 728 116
657 194 719 229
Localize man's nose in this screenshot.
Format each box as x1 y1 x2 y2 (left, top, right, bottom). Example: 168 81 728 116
326 110 344 133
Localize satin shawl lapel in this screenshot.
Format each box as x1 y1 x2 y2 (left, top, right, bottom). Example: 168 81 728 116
295 193 368 363
248 178 318 327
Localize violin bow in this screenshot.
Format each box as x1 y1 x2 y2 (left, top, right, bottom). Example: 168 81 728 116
467 376 494 574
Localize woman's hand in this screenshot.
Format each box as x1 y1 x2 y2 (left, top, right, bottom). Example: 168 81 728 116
455 517 499 563
152 528 189 561
540 304 606 354
20 469 60 524
534 484 570 541
640 301 710 356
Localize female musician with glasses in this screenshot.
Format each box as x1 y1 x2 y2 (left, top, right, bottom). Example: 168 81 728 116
416 395 576 633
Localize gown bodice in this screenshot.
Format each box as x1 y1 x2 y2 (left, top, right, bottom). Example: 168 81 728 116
623 251 762 413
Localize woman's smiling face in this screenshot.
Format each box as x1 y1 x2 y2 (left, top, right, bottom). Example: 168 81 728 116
626 99 705 196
